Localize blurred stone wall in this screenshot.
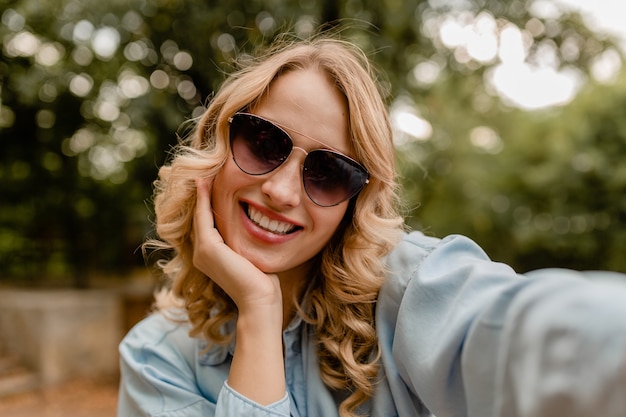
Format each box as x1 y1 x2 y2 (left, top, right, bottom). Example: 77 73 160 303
0 288 152 385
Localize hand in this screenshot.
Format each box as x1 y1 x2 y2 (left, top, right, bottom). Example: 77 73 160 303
193 177 287 404
192 177 283 313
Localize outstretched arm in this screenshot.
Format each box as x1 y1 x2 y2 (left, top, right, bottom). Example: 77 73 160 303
379 232 626 417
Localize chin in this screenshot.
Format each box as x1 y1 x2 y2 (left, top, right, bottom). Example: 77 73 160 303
236 249 283 274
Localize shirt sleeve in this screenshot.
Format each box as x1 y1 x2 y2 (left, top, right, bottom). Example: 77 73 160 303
384 232 626 417
117 313 291 417
216 382 290 416
117 313 216 416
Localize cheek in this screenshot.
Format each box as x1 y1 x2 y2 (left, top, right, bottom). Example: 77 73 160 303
211 162 246 226
213 158 249 198
311 204 349 241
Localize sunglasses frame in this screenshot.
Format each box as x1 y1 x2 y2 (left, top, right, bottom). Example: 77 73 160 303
228 112 370 207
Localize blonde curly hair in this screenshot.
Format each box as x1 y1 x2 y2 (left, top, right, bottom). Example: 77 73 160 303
149 34 404 416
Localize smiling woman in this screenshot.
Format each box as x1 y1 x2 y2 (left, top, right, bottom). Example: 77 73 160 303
212 67 357 272
117 31 626 417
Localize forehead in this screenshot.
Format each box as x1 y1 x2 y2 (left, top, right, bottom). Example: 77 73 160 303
251 67 352 154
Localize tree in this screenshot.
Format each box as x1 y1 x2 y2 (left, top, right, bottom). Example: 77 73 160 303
1 0 623 287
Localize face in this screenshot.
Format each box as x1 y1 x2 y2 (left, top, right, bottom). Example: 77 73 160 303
212 67 354 277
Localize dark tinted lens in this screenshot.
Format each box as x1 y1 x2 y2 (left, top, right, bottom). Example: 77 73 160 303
303 150 369 206
230 114 292 174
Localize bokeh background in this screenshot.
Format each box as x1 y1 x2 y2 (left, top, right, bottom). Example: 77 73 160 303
2 0 626 288
0 0 625 413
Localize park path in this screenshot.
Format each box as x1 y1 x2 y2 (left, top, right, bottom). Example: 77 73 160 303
0 377 118 417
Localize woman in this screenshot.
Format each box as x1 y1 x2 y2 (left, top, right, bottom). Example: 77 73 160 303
118 34 626 417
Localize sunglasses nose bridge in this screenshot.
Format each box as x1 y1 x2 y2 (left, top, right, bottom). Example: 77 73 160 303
283 146 308 170
290 146 308 157
260 147 308 207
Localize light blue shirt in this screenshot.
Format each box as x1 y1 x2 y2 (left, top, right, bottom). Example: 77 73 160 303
118 232 626 416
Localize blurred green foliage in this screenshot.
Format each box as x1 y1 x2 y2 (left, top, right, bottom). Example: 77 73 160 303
0 0 624 287
400 75 626 273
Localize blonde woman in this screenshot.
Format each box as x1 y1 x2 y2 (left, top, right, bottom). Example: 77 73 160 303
118 34 626 417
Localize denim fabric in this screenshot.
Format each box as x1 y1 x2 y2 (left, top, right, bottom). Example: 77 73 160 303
118 232 626 417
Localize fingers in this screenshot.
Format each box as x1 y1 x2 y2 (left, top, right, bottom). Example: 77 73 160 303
191 177 282 310
194 177 213 229
193 177 224 246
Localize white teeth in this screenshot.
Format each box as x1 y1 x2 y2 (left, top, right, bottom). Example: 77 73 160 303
247 206 295 235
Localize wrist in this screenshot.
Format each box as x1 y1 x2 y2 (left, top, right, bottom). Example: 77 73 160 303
236 304 283 334
230 303 286 405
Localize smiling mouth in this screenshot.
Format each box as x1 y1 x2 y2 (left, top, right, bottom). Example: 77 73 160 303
244 204 301 235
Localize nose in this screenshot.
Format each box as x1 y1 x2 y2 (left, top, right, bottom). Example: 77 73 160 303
260 148 307 207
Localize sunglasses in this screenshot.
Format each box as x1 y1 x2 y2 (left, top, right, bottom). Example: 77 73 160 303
228 112 369 207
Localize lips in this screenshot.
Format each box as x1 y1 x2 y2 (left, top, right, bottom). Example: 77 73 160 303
245 204 300 235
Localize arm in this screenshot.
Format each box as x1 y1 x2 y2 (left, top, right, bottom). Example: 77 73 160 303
192 178 287 406
382 233 626 417
117 178 289 417
117 312 290 417
117 313 219 416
